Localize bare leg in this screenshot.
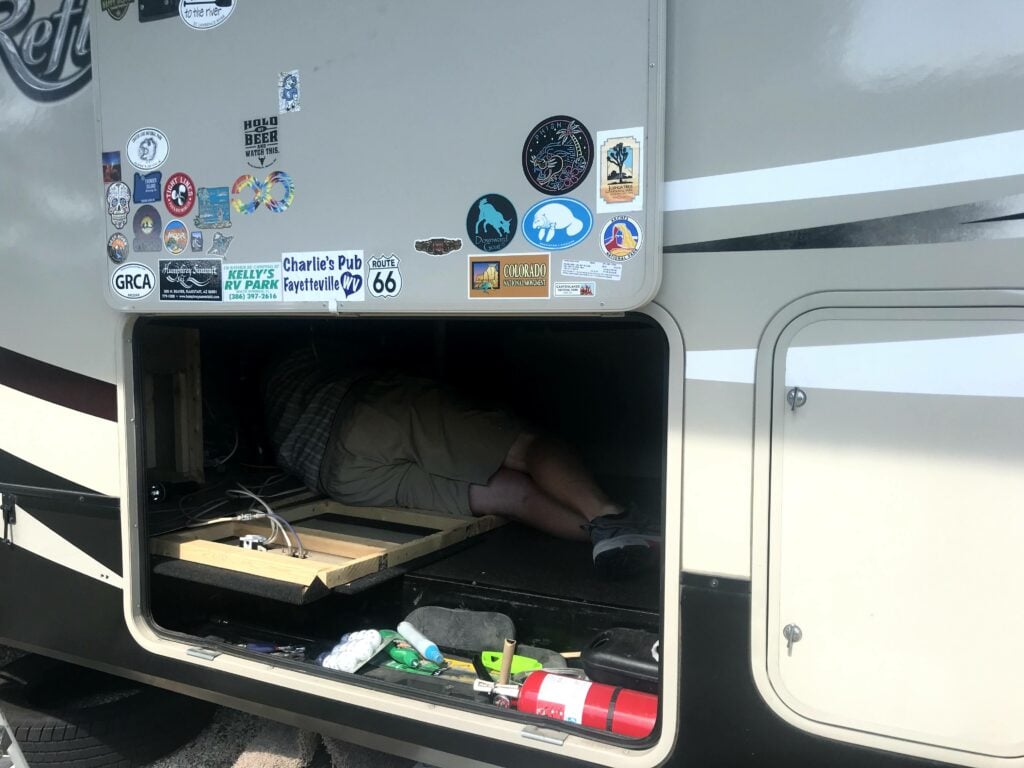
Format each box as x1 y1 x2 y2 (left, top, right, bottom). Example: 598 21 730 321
469 468 589 541
502 433 621 522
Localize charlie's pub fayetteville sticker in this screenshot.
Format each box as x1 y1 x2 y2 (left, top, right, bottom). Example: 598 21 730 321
522 116 593 195
159 259 222 301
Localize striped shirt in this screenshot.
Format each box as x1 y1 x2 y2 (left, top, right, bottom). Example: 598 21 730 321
263 348 358 491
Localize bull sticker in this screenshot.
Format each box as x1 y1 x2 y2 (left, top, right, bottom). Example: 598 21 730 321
102 151 122 183
159 259 223 302
102 0 134 20
415 237 463 256
600 216 642 261
0 0 91 103
106 182 130 229
224 262 281 302
281 250 364 302
522 198 592 250
126 127 169 171
596 128 643 213
133 205 162 252
469 253 550 299
244 116 279 169
133 171 162 203
467 195 516 253
522 116 593 195
279 70 300 113
163 220 188 255
193 186 232 229
112 263 155 300
107 233 129 264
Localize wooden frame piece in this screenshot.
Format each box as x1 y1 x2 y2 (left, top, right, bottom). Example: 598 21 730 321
151 499 503 593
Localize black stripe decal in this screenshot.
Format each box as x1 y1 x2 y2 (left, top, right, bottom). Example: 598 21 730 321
0 346 116 421
667 193 1024 253
605 685 623 731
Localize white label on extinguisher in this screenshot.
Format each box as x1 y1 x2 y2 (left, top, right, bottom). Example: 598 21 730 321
537 674 592 725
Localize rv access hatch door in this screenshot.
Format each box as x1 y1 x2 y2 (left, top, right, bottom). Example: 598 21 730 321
754 298 1024 767
92 0 664 315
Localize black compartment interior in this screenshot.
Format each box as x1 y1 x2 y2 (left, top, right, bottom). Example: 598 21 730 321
138 314 668 737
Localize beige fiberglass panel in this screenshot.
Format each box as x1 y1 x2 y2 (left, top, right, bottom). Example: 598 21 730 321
767 314 1024 758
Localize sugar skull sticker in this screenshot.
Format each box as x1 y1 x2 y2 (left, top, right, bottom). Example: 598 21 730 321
106 182 131 229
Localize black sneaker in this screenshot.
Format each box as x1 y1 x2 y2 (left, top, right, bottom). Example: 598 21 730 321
587 510 654 578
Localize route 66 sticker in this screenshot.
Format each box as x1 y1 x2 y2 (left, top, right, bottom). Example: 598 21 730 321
368 253 402 299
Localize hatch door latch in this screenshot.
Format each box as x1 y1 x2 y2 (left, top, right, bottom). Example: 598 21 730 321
2 494 16 547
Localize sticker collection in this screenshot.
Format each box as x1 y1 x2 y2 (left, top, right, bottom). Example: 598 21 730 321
100 3 645 306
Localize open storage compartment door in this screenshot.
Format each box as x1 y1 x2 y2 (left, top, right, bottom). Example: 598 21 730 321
92 0 664 316
752 293 1024 767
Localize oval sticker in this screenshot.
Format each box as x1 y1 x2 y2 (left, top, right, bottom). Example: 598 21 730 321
111 263 155 300
522 198 593 251
180 0 236 30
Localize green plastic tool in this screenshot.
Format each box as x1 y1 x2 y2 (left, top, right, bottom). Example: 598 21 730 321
480 651 542 675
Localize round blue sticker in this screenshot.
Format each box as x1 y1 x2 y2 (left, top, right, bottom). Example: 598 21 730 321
522 198 593 250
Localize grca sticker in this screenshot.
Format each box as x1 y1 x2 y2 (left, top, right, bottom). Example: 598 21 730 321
193 186 232 229
244 116 279 169
600 215 642 261
281 251 363 302
133 171 162 203
159 259 222 301
164 172 196 217
102 0 134 20
102 151 122 183
553 281 596 298
596 128 643 213
279 70 300 113
126 127 169 171
112 263 156 300
561 259 622 282
106 182 130 229
208 232 233 256
469 253 550 299
522 116 593 196
107 233 129 264
523 198 592 250
133 205 163 252
368 254 402 299
180 0 235 30
163 220 188 255
467 195 516 253
224 262 281 302
415 237 462 256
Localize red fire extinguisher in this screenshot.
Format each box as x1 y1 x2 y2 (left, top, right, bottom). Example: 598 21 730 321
517 671 658 738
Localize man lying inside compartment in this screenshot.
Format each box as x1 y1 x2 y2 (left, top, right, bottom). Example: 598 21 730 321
263 344 653 578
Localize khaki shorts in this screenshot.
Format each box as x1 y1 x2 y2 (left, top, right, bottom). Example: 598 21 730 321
320 374 521 516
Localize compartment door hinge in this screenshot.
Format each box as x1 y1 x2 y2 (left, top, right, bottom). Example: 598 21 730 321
1 494 15 547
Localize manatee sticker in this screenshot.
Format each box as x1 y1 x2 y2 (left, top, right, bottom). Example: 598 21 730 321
133 205 163 252
522 116 593 195
467 195 517 253
600 216 642 261
522 198 593 250
126 127 169 171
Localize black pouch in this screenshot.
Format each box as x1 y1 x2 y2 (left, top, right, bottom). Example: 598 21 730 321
581 627 660 694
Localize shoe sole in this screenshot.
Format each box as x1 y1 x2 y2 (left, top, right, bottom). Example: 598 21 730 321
593 538 654 579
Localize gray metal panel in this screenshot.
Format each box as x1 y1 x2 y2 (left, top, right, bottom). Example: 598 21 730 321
92 0 664 314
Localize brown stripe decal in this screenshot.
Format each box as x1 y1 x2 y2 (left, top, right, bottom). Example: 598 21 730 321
0 347 116 422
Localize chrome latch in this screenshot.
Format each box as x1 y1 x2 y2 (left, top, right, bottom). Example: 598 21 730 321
1 494 15 547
